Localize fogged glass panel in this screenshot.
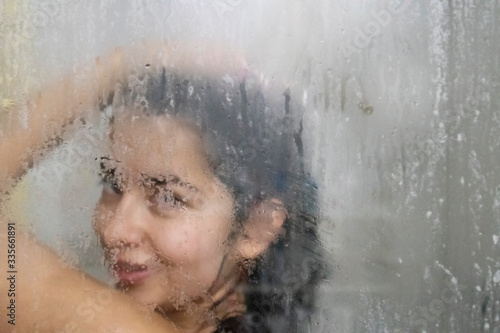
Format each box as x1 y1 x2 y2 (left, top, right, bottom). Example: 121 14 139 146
1 1 499 332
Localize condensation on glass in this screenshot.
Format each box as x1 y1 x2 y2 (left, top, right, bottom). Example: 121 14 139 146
0 0 499 332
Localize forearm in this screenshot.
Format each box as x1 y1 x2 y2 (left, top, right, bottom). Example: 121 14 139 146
0 71 97 193
0 41 168 199
0 55 109 200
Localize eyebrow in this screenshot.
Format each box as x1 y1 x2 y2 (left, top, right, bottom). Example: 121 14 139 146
143 174 200 193
99 156 122 170
99 157 200 194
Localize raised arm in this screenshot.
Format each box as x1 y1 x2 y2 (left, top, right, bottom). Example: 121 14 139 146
0 41 168 200
0 42 183 332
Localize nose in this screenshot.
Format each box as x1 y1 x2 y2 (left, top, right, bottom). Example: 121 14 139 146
101 191 149 249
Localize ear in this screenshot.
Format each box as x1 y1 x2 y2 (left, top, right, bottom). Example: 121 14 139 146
233 199 287 260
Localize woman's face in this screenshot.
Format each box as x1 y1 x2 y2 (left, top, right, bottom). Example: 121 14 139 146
93 112 237 312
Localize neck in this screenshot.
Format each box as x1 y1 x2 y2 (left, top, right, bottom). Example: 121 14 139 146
158 255 247 332
158 308 216 333
157 288 246 333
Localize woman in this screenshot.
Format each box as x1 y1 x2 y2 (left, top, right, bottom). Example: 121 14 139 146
0 41 323 332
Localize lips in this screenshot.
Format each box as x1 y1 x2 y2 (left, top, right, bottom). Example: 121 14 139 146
113 261 150 285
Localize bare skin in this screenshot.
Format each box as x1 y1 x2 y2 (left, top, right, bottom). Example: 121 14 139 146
0 229 183 332
0 41 285 332
94 112 286 332
0 41 185 333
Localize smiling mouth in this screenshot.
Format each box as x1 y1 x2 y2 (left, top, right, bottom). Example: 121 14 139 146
113 261 150 286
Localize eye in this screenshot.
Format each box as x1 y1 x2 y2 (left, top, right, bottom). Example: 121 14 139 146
102 178 123 195
157 189 185 207
150 188 186 213
99 169 123 195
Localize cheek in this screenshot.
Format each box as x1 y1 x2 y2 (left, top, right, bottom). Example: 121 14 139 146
92 199 117 238
153 212 232 266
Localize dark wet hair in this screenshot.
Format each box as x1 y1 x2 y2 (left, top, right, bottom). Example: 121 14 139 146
109 65 326 332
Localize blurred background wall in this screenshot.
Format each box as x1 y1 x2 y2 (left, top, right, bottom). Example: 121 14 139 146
1 0 499 331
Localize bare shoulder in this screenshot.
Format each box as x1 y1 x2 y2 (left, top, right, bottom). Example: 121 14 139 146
0 216 181 332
